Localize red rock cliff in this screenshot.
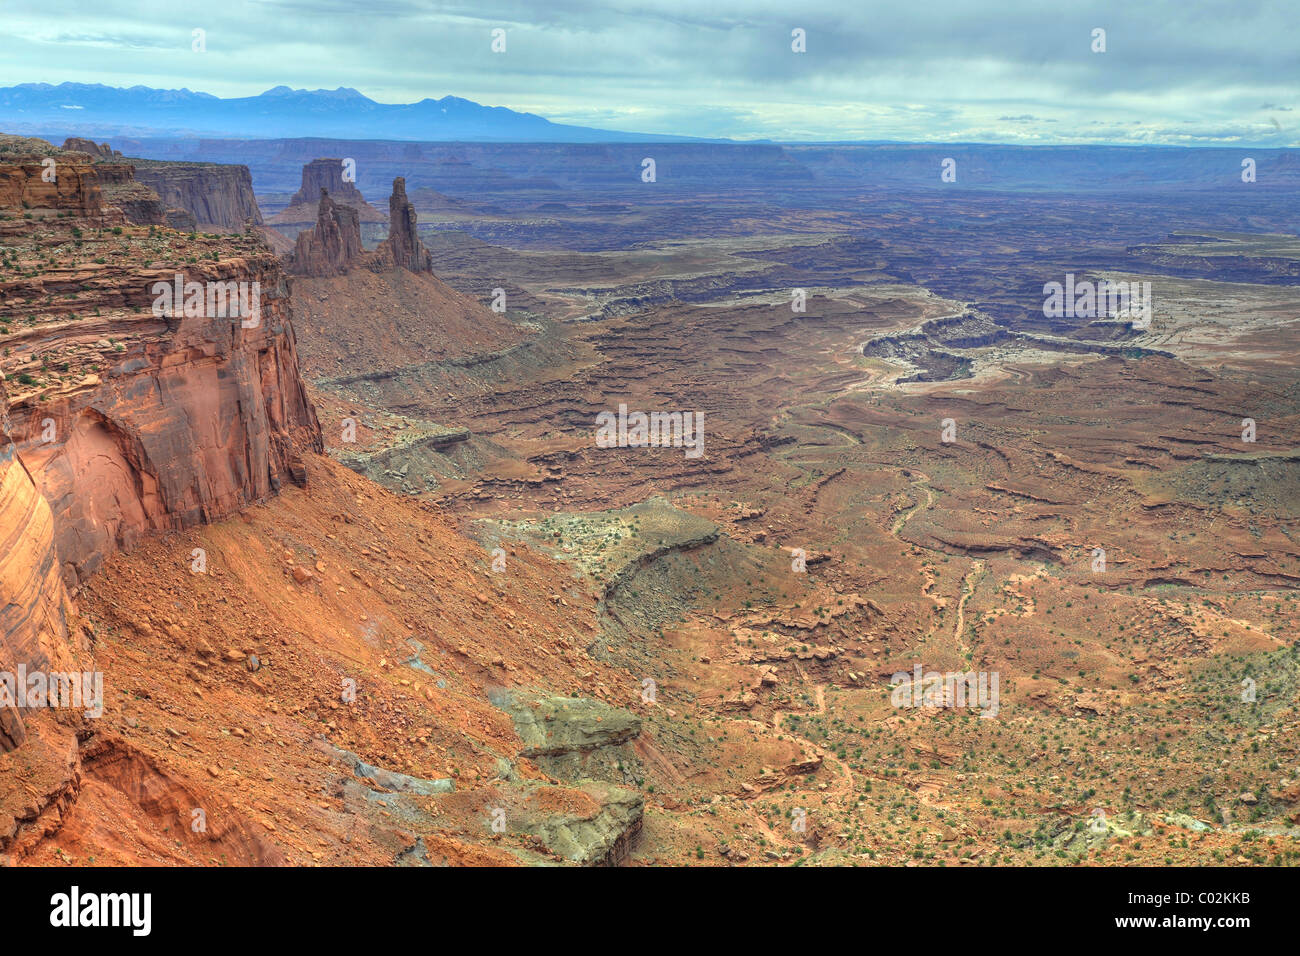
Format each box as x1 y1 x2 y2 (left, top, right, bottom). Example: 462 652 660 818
1 145 322 592
131 161 264 232
0 139 322 856
0 381 74 753
287 189 363 277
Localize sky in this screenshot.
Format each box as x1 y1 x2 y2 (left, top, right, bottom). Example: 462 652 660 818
0 0 1295 145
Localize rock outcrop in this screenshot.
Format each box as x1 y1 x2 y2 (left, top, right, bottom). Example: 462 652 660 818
132 161 264 232
267 158 386 235
368 177 432 274
93 163 166 226
0 157 110 219
60 138 122 161
287 189 363 277
57 138 197 228
288 158 373 211
490 690 645 863
288 177 435 278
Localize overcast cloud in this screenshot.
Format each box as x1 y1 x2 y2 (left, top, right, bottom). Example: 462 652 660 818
0 0 1295 144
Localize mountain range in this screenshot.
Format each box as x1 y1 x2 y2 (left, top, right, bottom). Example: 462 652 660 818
0 82 705 143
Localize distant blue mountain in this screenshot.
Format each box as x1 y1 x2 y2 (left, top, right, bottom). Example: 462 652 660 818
0 82 704 143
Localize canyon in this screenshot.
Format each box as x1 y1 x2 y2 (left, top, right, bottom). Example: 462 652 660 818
1 133 1298 868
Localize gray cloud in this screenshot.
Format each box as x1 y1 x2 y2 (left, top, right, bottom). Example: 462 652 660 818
0 0 1294 144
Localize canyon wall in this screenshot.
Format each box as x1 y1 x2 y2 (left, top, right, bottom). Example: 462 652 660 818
132 161 264 232
1 139 321 615
0 158 109 218
93 162 167 226
5 253 323 588
289 157 372 210
0 381 73 753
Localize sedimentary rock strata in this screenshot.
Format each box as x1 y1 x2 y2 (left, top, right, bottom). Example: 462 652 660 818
0 380 72 752
1 142 321 591
131 161 264 232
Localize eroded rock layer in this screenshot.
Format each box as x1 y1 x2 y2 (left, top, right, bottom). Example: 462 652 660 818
131 161 264 232
0 381 72 753
268 157 387 233
287 189 363 277
0 136 323 856
369 177 432 274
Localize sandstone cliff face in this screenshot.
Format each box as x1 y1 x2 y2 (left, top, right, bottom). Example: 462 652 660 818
287 189 363 277
290 158 370 209
53 140 193 227
369 177 432 274
95 163 166 226
5 256 322 588
0 144 324 855
0 160 112 219
0 381 72 753
132 162 264 232
1 154 322 593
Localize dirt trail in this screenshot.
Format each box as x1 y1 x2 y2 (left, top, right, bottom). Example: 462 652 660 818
953 560 984 658
768 685 855 797
892 470 935 535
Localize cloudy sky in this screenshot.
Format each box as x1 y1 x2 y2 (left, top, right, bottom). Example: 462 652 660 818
1 0 1295 144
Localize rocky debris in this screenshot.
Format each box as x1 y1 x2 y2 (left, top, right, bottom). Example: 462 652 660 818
132 160 263 232
751 754 824 792
368 178 433 274
319 740 455 796
287 189 364 277
1163 813 1213 832
1073 691 1111 716
1054 810 1152 856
